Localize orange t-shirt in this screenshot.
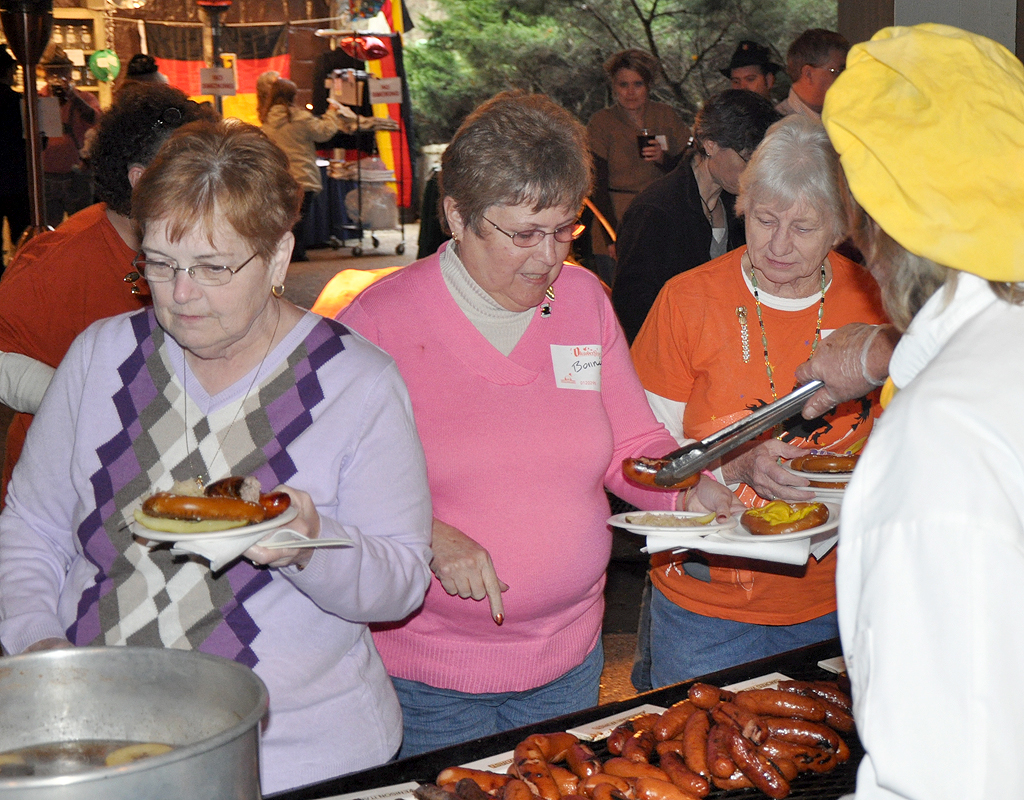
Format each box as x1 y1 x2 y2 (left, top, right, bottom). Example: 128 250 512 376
0 204 148 502
631 247 888 625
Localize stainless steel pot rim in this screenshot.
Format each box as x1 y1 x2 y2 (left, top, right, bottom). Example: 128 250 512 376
0 646 269 789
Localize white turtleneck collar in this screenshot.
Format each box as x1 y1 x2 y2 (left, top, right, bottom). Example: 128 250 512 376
439 242 535 356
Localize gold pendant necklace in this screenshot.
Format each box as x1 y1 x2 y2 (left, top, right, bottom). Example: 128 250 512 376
749 263 827 401
182 303 282 488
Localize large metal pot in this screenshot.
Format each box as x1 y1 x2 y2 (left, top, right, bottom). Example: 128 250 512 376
0 646 269 799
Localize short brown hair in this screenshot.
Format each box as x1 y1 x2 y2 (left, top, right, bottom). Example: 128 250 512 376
266 78 298 122
785 29 850 82
132 119 301 262
603 49 661 86
440 91 592 235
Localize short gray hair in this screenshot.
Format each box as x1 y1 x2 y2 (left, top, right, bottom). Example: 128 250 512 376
736 115 845 243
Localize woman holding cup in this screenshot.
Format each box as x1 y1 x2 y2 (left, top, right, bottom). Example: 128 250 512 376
587 49 690 253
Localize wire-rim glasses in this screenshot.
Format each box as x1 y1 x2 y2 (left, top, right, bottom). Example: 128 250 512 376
483 217 586 248
132 251 259 286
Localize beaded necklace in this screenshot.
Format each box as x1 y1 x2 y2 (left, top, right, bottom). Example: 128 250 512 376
749 262 827 400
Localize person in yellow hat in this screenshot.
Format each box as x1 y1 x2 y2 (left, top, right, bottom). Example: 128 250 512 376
820 23 1024 799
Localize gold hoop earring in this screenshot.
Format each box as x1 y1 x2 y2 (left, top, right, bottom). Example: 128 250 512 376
271 284 285 298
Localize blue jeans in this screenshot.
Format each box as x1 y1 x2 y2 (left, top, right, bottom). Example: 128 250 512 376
630 574 654 693
391 641 603 758
648 585 838 688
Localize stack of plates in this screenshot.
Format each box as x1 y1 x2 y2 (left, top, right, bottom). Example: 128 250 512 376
783 461 851 502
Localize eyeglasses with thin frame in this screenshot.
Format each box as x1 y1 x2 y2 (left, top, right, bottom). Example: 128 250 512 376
132 251 259 286
483 217 586 248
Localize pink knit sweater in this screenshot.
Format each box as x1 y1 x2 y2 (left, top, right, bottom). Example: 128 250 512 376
339 250 679 693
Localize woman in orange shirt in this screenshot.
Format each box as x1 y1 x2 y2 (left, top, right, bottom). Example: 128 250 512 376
630 116 888 688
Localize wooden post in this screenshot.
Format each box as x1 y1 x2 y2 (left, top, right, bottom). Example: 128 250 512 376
837 0 894 45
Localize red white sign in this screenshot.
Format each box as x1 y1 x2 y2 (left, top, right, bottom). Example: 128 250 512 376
200 66 237 96
368 76 402 105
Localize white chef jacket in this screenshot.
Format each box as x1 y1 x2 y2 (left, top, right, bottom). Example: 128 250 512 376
837 272 1024 799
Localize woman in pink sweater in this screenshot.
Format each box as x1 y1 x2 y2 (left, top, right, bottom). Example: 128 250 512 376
338 91 739 756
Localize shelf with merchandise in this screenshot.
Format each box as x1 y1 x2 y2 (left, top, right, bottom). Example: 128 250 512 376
51 7 111 107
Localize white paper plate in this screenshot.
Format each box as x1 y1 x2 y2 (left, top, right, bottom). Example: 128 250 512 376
608 511 737 536
810 486 846 502
134 505 299 543
718 502 840 543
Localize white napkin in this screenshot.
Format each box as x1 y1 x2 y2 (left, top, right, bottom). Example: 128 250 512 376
167 527 300 572
168 527 357 572
644 529 838 566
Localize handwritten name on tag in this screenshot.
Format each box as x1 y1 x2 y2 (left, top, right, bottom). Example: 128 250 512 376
551 345 602 391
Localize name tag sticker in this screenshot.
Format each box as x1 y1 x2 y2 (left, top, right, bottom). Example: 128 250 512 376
551 344 602 391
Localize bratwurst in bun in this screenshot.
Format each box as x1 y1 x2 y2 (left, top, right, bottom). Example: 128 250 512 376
133 476 291 534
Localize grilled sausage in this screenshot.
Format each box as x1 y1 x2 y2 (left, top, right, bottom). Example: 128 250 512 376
654 700 699 741
733 689 826 722
687 683 733 710
657 750 710 798
705 724 738 780
710 702 767 744
681 710 711 778
436 768 513 794
565 743 602 780
724 726 790 800
622 730 657 764
602 758 669 782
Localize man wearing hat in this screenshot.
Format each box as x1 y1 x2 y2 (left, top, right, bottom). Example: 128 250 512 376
123 53 168 85
775 28 849 122
721 40 780 99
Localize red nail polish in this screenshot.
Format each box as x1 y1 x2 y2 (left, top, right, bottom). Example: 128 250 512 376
493 613 504 625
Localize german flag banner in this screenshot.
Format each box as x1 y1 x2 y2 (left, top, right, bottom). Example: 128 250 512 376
366 2 414 208
144 22 289 118
367 31 414 208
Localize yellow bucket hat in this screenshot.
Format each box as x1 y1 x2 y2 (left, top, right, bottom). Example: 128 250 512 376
822 23 1024 282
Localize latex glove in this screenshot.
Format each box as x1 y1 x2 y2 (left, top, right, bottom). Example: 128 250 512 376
430 518 509 625
0 351 55 413
677 474 744 520
795 323 899 420
243 485 319 570
722 439 814 502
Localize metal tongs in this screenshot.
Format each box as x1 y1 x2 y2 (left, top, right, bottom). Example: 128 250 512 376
652 380 824 487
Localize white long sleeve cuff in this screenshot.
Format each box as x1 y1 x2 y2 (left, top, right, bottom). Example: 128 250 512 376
0 351 56 413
